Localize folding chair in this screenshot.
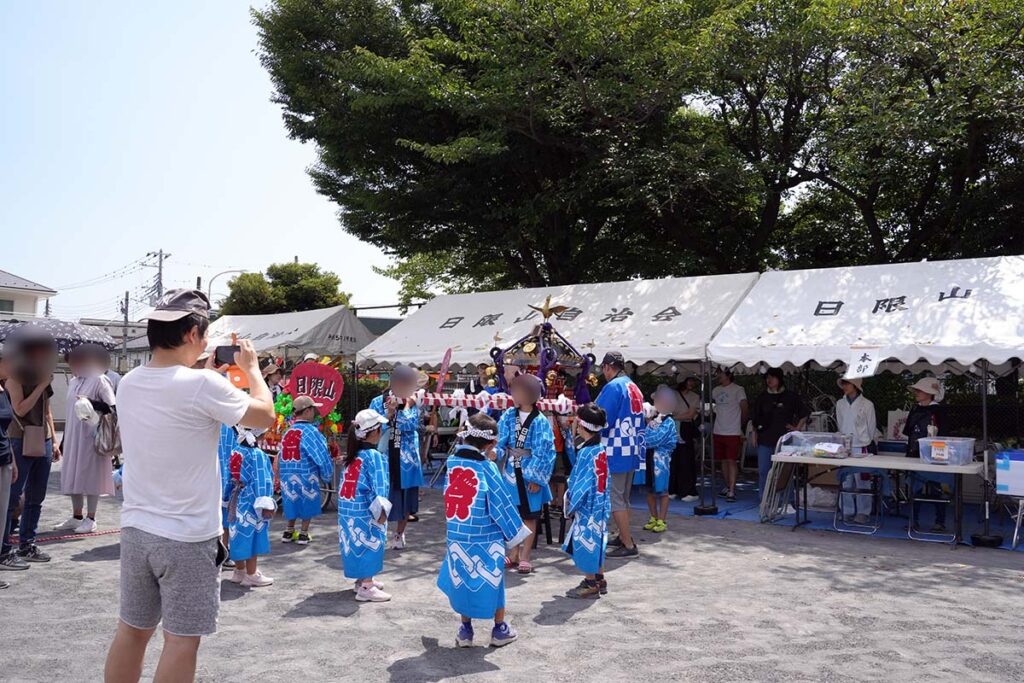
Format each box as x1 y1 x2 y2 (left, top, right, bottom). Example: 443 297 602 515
908 475 955 543
833 470 884 535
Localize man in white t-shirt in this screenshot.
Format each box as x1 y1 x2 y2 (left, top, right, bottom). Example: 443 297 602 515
711 368 747 503
104 289 275 683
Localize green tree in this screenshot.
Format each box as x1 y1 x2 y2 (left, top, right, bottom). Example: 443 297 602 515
220 262 351 315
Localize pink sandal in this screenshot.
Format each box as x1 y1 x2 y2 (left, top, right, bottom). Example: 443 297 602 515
517 561 533 575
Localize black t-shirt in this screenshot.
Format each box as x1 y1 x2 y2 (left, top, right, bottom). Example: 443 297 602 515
0 390 13 467
903 403 947 457
751 389 808 447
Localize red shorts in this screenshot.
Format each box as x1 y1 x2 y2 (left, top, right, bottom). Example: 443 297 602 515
713 434 743 461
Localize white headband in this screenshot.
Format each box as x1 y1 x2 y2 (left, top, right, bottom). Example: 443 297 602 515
462 426 498 440
577 419 604 433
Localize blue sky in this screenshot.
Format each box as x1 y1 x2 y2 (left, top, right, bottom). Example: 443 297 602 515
0 1 400 323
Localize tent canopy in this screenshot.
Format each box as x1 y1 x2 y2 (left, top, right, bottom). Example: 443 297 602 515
707 256 1024 374
358 273 759 370
207 305 374 357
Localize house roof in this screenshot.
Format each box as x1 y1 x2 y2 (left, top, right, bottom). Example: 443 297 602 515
0 269 57 295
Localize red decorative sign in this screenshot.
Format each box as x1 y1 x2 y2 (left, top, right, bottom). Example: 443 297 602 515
286 363 344 416
340 458 362 500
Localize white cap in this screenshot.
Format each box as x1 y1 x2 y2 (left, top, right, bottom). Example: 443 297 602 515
303 353 318 362
353 409 388 438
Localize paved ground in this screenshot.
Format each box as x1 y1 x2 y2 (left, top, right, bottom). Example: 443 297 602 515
3 471 1024 682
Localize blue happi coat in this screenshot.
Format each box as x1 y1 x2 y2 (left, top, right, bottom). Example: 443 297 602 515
563 440 611 574
634 414 677 493
222 442 276 562
278 421 334 520
218 423 236 527
437 446 530 619
595 375 647 474
370 393 424 489
337 448 392 580
494 408 556 513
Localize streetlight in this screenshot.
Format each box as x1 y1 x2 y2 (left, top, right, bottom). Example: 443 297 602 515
207 270 247 300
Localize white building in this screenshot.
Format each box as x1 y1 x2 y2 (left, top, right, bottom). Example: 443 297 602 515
0 269 56 317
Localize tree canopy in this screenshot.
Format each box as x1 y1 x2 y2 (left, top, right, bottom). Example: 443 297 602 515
220 262 351 315
254 0 1024 298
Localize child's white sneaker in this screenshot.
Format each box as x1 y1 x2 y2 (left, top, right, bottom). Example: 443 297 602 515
354 579 384 590
53 517 82 531
355 584 392 602
228 568 246 584
242 571 274 588
391 533 406 550
74 518 98 534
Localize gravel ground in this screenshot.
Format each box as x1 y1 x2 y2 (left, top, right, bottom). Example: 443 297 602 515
3 471 1024 682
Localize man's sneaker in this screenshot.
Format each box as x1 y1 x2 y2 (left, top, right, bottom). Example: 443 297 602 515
680 495 699 503
566 579 600 599
456 622 474 648
282 530 297 543
222 559 236 570
242 571 274 588
490 622 518 647
0 553 30 571
355 583 392 602
606 544 639 559
296 532 311 546
17 545 51 563
53 517 83 531
853 514 870 525
607 535 623 548
931 523 947 533
74 518 98 534
597 578 608 595
643 516 658 531
391 533 406 550
652 519 667 533
354 579 384 590
228 568 246 584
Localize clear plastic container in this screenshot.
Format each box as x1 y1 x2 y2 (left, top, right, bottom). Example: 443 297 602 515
777 432 853 459
918 437 976 465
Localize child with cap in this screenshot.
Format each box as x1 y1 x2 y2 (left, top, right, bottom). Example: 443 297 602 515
369 365 424 549
494 372 556 574
278 395 334 545
338 409 393 602
635 385 678 533
224 427 276 587
563 403 612 599
438 413 529 647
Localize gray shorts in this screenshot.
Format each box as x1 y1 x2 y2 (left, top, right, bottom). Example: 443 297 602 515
119 527 221 636
609 472 634 512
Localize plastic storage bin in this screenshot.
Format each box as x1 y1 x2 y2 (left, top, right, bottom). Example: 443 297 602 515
918 437 975 465
777 432 853 459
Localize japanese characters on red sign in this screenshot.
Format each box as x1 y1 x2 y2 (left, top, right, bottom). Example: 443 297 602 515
286 363 345 416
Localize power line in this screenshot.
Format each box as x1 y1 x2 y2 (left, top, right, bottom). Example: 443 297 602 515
54 257 149 290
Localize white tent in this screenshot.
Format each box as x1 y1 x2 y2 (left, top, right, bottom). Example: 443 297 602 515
207 305 374 357
707 255 1024 374
358 273 759 370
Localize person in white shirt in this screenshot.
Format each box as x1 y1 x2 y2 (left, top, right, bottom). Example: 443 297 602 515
104 289 275 683
836 377 878 524
711 369 747 502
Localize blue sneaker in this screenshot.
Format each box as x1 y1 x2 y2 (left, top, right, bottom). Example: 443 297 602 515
490 621 518 647
456 622 474 648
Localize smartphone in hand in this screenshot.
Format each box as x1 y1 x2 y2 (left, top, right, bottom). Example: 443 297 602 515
214 345 241 367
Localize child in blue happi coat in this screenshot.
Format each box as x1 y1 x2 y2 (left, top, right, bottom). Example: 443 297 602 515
278 395 334 546
635 385 678 534
494 373 556 574
438 413 530 648
217 421 237 567
563 403 612 599
224 427 276 588
370 365 424 550
338 409 393 602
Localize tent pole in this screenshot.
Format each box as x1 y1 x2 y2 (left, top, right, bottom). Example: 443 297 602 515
972 359 1003 547
695 356 718 516
351 359 358 421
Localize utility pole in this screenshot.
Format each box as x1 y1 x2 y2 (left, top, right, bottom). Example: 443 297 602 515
196 276 202 290
145 249 171 301
120 290 129 371
44 299 51 317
